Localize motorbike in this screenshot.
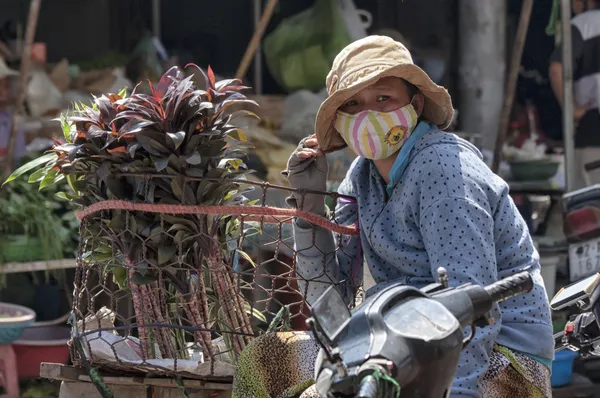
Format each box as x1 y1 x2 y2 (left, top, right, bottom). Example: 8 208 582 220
562 161 600 282
551 272 600 356
307 267 534 398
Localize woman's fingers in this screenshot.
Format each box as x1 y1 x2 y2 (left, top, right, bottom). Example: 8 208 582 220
304 136 319 148
296 148 324 159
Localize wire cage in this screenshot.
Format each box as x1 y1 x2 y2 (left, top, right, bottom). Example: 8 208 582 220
69 177 361 379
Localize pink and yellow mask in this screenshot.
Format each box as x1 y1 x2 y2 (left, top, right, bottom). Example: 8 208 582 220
334 103 419 160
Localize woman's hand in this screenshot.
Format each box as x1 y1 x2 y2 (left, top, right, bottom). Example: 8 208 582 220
282 134 328 216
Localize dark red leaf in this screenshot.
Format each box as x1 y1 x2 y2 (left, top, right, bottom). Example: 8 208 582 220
156 66 183 97
131 82 143 96
185 63 210 90
215 79 240 89
107 146 127 153
118 119 157 135
207 66 216 88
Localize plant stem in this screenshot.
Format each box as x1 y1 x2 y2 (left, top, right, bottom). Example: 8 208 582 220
129 268 151 359
148 282 175 358
209 254 253 353
180 294 215 362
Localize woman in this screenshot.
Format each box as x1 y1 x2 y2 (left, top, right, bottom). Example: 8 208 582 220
284 36 553 397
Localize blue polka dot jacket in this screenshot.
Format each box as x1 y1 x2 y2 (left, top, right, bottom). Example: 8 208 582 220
293 122 554 397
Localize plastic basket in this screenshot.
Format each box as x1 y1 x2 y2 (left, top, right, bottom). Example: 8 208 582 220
0 303 36 344
551 349 579 387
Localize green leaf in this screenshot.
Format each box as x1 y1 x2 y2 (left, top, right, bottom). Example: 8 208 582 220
167 223 192 233
39 169 65 190
112 266 128 290
28 165 51 183
137 261 150 276
137 132 169 156
154 157 169 172
171 178 184 201
236 249 257 268
158 245 178 264
205 168 228 179
244 302 267 323
227 128 249 142
55 191 80 201
3 153 58 186
58 114 71 141
185 152 202 165
130 271 156 285
109 215 126 230
174 230 187 244
162 214 197 230
167 131 186 149
224 189 239 201
66 174 79 193
118 87 127 99
219 158 243 172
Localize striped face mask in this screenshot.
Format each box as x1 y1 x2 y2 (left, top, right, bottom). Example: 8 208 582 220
334 103 419 160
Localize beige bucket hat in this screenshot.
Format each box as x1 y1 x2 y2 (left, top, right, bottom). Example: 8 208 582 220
315 35 454 153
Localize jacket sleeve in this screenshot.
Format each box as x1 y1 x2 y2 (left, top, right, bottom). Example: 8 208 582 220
292 177 363 306
420 196 501 397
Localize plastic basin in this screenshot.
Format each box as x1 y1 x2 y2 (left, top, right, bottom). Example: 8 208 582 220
551 349 579 387
0 303 36 344
12 325 70 378
509 159 560 182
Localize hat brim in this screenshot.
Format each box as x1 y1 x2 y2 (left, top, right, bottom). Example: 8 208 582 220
315 64 454 153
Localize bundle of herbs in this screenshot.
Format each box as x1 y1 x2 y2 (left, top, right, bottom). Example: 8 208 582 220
0 170 79 264
4 64 261 362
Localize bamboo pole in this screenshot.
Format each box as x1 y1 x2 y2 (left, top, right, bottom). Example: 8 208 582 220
491 0 535 173
561 0 576 192
3 0 42 176
235 0 279 81
253 0 263 95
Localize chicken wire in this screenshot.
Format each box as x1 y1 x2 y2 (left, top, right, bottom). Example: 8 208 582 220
69 176 361 379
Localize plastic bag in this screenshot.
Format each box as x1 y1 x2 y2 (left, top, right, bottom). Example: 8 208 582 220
25 70 62 117
279 89 328 142
264 0 352 93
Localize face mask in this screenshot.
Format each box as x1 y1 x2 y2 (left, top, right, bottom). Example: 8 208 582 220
334 103 419 160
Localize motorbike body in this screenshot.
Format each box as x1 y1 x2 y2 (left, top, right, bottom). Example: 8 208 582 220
313 284 463 397
563 164 600 282
310 269 532 398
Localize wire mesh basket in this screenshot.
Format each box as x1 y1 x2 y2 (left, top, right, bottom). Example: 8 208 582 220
70 177 361 379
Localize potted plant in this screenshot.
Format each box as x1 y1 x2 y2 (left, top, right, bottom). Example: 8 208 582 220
4 64 261 361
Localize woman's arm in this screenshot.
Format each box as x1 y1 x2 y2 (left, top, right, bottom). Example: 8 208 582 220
420 196 501 397
293 177 363 306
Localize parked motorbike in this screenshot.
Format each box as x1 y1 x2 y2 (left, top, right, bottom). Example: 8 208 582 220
307 267 534 398
562 161 600 282
551 272 600 356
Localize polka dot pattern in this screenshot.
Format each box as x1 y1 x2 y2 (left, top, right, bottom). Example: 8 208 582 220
294 127 554 396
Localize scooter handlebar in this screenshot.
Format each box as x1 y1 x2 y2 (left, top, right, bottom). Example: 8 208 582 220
484 271 534 303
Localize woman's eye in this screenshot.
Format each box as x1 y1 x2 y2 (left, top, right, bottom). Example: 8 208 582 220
342 100 358 109
377 95 390 102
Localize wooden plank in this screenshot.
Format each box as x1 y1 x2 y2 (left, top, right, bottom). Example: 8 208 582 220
41 363 233 390
59 381 233 398
1 258 77 274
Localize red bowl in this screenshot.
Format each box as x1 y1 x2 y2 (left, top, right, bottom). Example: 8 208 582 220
12 325 70 378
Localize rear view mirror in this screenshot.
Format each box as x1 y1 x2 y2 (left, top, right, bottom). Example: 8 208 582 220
551 273 600 310
310 285 351 342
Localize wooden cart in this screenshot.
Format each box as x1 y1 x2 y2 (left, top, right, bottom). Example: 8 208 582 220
41 363 234 398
